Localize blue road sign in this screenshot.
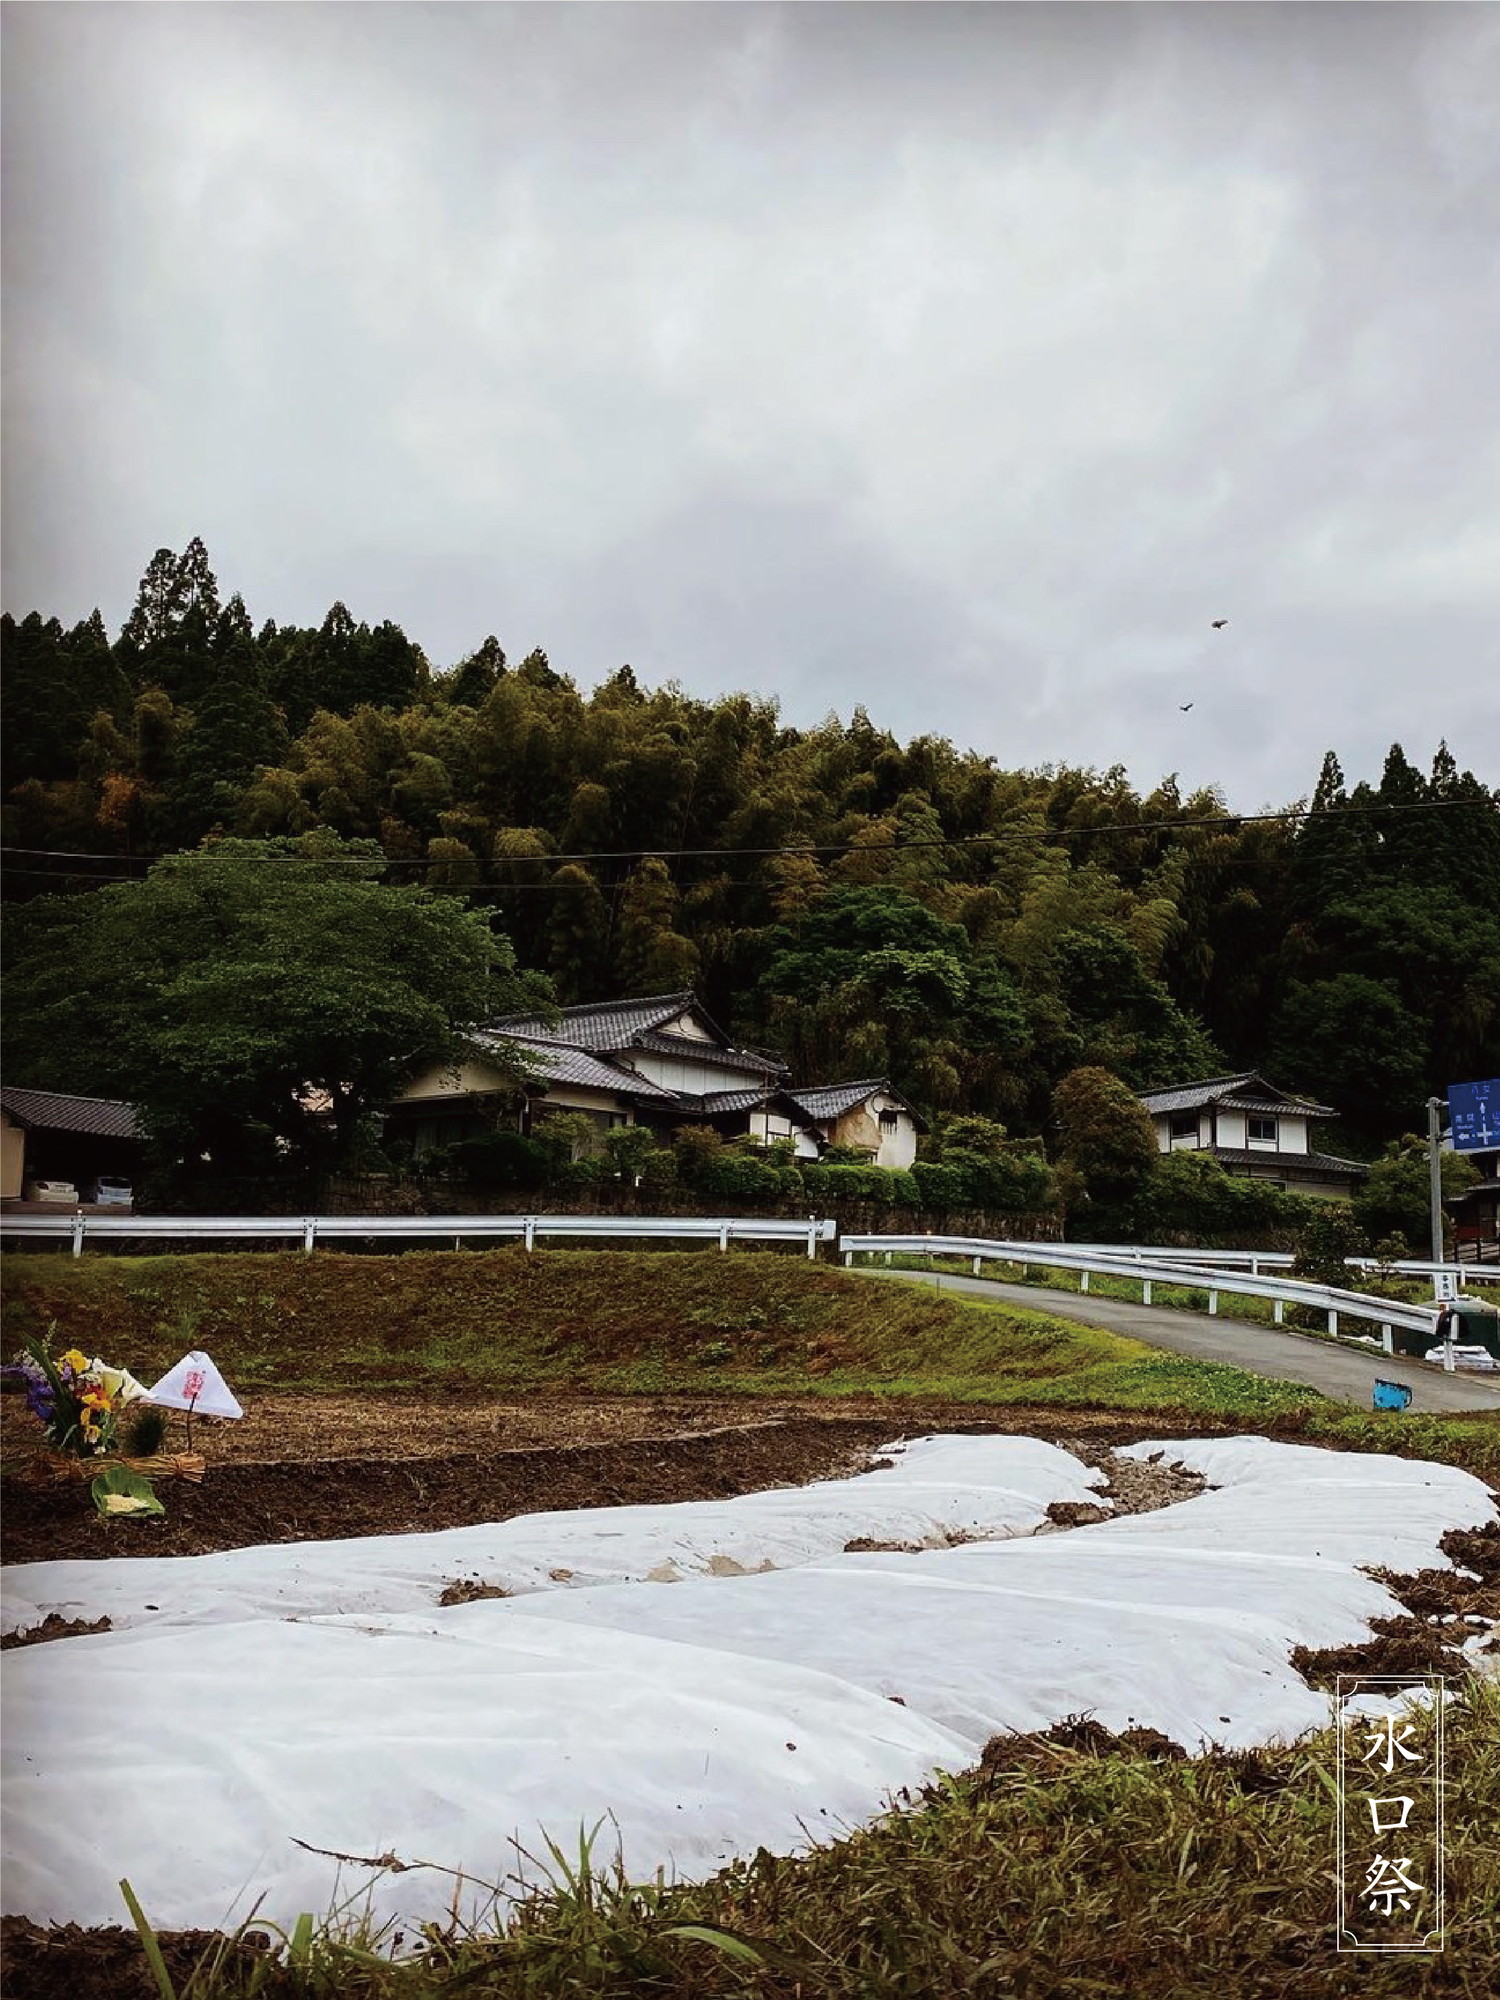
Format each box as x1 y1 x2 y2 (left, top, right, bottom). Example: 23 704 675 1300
1448 1079 1500 1153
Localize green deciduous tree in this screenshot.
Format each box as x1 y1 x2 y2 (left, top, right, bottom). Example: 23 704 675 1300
1 836 552 1181
1353 1134 1480 1250
1052 1065 1159 1202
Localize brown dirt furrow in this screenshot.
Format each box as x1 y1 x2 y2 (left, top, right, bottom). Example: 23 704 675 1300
1290 1520 1500 1686
0 1399 1210 1564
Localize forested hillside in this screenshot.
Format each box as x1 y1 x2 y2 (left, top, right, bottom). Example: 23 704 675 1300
4 541 1497 1152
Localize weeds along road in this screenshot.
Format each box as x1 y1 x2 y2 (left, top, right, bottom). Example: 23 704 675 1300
859 1267 1500 1415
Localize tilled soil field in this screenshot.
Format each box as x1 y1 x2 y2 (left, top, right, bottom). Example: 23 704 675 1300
0 1392 1214 1564
3 1393 1497 1997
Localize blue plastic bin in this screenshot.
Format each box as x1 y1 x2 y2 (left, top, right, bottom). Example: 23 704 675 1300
1372 1379 1413 1412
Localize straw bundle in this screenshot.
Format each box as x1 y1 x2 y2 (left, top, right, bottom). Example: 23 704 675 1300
31 1450 206 1485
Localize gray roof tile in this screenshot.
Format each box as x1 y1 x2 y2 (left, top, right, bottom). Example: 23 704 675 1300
1207 1145 1367 1178
0 1087 140 1140
633 1030 786 1077
698 1088 780 1115
790 1079 929 1132
493 993 697 1049
475 1033 681 1101
491 991 787 1076
1138 1073 1336 1119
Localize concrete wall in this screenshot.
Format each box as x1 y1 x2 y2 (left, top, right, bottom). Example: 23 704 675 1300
1 1110 24 1201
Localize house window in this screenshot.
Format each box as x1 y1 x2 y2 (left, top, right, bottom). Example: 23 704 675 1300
1248 1116 1278 1147
1168 1112 1199 1144
878 1109 900 1132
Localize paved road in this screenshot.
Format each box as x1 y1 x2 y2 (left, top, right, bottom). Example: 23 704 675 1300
860 1268 1500 1415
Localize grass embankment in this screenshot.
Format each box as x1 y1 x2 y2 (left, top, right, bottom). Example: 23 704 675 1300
92 1680 1500 1998
4 1249 1498 1478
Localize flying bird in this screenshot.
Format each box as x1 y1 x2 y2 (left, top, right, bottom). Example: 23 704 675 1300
1179 702 1194 712
1211 618 1228 629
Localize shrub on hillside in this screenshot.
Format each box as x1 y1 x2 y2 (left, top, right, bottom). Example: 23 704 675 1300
802 1163 919 1206
1112 1150 1314 1245
911 1160 970 1210
441 1130 549 1190
1052 1066 1158 1201
925 1114 1058 1214
1291 1203 1367 1287
671 1125 726 1185
956 1151 1056 1213
694 1151 785 1203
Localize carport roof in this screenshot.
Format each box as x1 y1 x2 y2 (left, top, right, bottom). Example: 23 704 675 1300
0 1087 140 1139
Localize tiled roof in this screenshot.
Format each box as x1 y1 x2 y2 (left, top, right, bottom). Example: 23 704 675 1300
490 991 788 1076
478 1033 681 1102
0 1087 140 1140
1213 1092 1335 1117
1138 1073 1336 1119
633 1030 786 1077
1208 1145 1368 1178
698 1088 781 1115
493 993 697 1049
785 1079 894 1123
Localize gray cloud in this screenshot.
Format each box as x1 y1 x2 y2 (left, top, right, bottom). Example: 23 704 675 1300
4 1 1497 809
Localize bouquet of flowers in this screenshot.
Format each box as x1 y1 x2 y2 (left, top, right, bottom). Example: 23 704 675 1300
6 1338 156 1457
6 1334 209 1513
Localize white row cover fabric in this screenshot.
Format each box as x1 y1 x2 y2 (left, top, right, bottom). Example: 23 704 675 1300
1 1435 1102 1637
1 1435 1493 1940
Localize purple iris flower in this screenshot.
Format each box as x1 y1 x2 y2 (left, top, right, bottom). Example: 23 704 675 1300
3 1355 57 1425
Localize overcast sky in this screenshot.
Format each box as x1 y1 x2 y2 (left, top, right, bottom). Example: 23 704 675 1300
4 2 1497 811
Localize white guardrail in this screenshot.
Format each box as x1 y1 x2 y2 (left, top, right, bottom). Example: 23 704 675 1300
0 1213 1472 1351
839 1233 1444 1353
1069 1243 1475 1287
0 1211 838 1259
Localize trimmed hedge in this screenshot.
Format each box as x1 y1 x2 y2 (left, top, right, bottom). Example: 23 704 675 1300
801 1163 920 1205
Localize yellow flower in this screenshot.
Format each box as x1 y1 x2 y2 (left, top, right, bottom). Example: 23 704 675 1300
61 1349 90 1375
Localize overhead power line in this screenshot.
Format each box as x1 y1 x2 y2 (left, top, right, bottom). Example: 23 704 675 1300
0 793 1487 882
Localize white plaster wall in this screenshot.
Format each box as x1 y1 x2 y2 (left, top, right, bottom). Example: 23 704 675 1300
665 1010 714 1042
1155 1113 1206 1152
398 1059 511 1102
630 1051 770 1098
870 1093 918 1170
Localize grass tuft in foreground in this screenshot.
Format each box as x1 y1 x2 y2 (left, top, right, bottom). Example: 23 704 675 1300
93 1677 1500 1998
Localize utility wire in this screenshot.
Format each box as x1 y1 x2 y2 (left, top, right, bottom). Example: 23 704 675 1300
0 794 1487 879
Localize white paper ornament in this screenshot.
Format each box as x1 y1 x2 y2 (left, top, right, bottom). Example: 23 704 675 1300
146 1350 243 1418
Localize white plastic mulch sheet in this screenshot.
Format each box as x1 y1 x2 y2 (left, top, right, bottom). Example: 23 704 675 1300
0 1436 1103 1636
2 1434 1493 1941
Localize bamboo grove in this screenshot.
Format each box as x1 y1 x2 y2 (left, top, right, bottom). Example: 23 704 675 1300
4 541 1497 1156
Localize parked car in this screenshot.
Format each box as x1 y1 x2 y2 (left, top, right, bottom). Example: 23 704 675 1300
89 1176 134 1210
23 1180 79 1204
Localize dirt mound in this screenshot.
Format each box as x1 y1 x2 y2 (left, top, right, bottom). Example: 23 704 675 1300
0 1916 273 2000
1291 1520 1499 1686
0 1399 1207 1568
